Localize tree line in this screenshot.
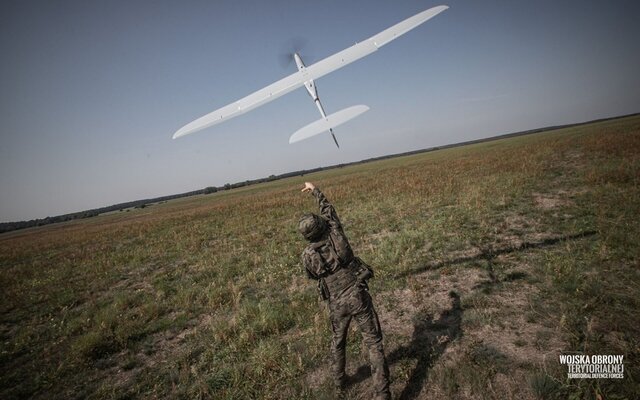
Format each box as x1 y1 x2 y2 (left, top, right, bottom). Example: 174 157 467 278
2 112 635 234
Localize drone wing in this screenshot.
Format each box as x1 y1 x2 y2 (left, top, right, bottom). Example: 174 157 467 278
173 5 448 139
172 72 307 139
303 5 448 80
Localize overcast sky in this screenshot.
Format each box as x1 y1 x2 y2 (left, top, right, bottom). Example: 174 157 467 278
1 0 639 222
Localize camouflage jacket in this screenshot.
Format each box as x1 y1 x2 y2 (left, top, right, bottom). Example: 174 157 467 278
302 189 358 299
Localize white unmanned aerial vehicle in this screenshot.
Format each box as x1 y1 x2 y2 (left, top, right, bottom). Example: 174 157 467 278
173 5 448 147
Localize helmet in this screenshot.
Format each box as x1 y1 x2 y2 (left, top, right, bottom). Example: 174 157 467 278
298 213 328 241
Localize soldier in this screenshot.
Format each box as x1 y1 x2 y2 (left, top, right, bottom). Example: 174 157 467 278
299 182 391 400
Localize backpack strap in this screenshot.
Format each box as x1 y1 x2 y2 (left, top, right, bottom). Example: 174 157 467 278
309 237 340 274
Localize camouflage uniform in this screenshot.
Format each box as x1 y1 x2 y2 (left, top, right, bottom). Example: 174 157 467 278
300 188 390 399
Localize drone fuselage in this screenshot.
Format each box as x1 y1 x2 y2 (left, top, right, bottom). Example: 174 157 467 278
294 53 338 146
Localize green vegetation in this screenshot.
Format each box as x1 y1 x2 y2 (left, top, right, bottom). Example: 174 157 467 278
1 115 639 399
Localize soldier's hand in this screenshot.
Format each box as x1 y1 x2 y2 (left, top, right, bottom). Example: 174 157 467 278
302 182 315 193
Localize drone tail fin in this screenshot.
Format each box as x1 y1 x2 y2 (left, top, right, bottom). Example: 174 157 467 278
330 129 340 148
289 105 369 146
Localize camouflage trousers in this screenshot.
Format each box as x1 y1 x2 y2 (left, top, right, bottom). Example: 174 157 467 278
328 284 390 399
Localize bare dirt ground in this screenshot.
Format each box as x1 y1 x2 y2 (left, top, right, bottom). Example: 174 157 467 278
305 193 586 399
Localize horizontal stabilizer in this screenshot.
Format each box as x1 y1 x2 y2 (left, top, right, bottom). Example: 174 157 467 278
289 105 369 144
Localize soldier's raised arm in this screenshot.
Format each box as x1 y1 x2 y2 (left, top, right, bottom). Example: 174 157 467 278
301 182 341 226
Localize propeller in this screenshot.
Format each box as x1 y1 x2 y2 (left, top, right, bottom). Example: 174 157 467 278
278 37 311 68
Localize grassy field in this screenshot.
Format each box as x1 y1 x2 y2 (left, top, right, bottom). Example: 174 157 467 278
1 115 639 399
